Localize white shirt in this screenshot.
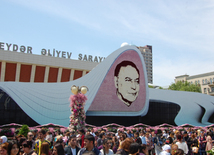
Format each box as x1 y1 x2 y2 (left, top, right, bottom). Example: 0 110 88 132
176 141 189 154
100 149 114 155
71 147 76 155
160 151 171 155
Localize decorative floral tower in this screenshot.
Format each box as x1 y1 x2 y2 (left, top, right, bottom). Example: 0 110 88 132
68 85 88 132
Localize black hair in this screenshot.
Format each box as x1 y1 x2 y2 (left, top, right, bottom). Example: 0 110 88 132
114 61 139 77
79 129 85 134
54 143 65 155
25 140 33 148
139 144 147 153
99 133 105 138
39 129 46 135
134 132 139 137
84 134 95 144
129 143 140 154
68 135 76 142
8 140 19 155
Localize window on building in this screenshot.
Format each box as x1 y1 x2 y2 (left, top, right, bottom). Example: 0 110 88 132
210 78 213 84
195 81 197 85
205 79 207 84
204 88 207 94
202 79 205 84
208 88 210 93
191 81 193 84
198 80 200 84
212 87 214 92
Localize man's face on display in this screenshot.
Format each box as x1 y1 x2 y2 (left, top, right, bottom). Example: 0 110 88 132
114 65 140 106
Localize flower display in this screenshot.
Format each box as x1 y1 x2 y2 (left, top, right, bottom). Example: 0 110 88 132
207 146 214 155
68 93 87 132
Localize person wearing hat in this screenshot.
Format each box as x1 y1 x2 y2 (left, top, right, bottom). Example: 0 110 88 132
0 136 7 144
160 144 171 155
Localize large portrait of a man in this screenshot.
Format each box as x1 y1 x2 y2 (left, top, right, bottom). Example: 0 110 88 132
114 61 140 107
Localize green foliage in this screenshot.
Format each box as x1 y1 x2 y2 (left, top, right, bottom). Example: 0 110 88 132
169 81 201 93
148 85 154 88
18 125 30 137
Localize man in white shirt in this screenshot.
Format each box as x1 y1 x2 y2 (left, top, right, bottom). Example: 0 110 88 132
90 129 96 137
64 135 80 155
139 131 147 145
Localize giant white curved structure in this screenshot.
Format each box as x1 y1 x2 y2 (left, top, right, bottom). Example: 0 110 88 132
0 46 213 127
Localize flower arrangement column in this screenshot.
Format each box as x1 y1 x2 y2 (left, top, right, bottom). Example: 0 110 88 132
68 85 88 132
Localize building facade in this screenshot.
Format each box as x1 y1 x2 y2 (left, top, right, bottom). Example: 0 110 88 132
137 45 153 84
175 72 214 96
0 50 98 83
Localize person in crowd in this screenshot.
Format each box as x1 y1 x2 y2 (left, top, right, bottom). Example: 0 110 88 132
133 132 142 145
0 136 7 145
27 132 35 150
160 144 171 155
0 142 9 155
64 135 80 155
129 143 140 155
22 140 37 155
111 136 119 154
206 132 214 155
34 129 51 155
77 129 85 148
116 137 134 155
77 134 100 155
198 131 206 155
183 131 189 143
94 132 99 141
53 143 65 155
19 137 27 154
168 132 175 144
100 138 114 155
189 133 199 155
139 131 147 145
40 142 50 155
90 129 96 137
163 130 169 139
115 129 121 139
8 140 19 155
139 144 148 155
145 132 153 155
127 130 133 138
45 132 53 147
171 144 178 155
118 134 126 149
153 129 164 155
55 136 65 148
97 133 105 148
174 149 185 155
175 135 188 155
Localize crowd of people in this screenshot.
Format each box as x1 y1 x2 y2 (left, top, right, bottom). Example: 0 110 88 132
0 127 214 155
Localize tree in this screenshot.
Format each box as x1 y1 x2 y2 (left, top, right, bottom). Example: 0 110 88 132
18 124 30 137
169 81 201 93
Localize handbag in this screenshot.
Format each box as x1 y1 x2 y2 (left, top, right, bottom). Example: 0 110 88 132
192 147 199 153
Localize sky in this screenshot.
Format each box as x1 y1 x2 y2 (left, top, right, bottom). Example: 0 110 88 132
1 0 214 86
